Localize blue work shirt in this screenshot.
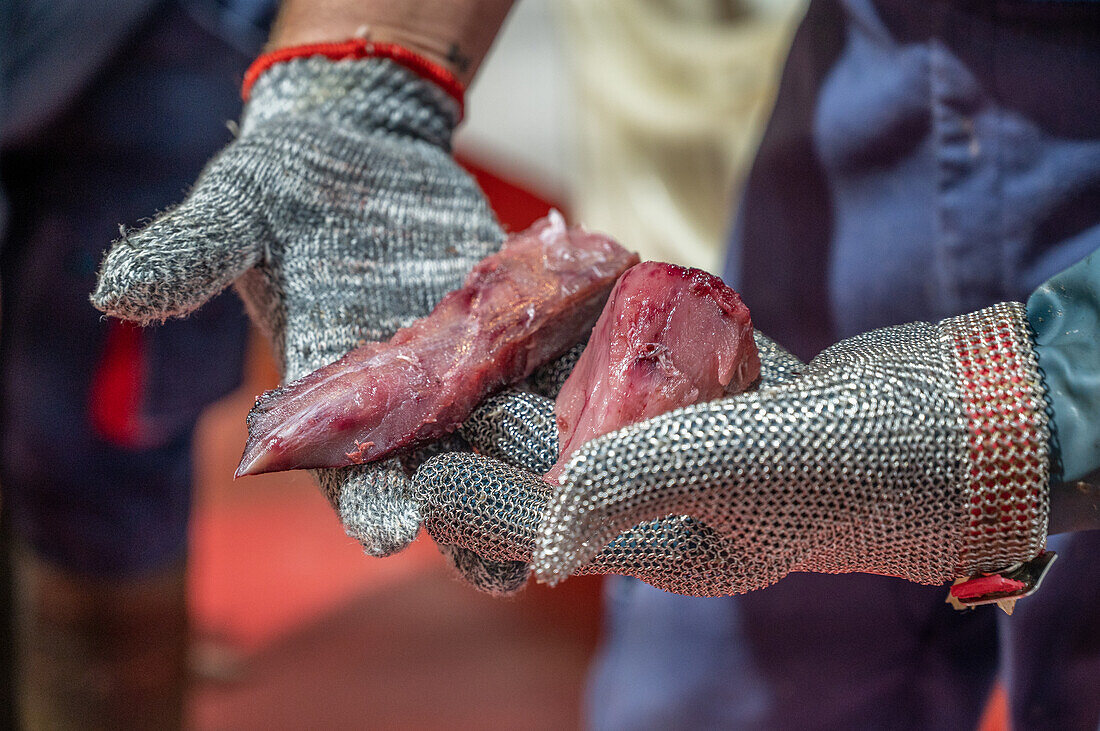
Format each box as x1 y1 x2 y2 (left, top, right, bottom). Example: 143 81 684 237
589 1 1100 729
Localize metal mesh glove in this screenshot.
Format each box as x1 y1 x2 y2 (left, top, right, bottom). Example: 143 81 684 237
90 57 518 580
415 333 808 596
416 310 1052 597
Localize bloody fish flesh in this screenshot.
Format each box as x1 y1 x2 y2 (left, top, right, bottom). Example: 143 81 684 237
545 261 760 483
236 212 639 476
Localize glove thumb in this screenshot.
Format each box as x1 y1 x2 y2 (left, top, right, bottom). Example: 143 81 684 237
91 161 265 324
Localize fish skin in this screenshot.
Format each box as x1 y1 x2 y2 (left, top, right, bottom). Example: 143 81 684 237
236 212 640 476
545 262 760 484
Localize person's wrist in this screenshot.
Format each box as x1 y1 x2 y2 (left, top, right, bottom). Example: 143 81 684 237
268 0 514 86
272 24 465 79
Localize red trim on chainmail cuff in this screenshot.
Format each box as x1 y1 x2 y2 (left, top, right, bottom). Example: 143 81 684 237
241 38 465 117
949 303 1048 574
949 574 1027 600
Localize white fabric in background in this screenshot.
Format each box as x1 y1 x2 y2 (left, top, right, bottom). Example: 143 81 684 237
457 0 805 273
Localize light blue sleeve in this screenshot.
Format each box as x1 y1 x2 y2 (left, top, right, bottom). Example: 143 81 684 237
1027 249 1100 534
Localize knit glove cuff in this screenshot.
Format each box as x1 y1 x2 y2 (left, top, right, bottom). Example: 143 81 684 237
243 55 459 149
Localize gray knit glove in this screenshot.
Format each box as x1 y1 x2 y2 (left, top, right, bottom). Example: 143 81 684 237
91 56 527 588
417 309 1052 597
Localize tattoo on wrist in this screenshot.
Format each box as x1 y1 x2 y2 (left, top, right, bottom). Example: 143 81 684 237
446 44 471 73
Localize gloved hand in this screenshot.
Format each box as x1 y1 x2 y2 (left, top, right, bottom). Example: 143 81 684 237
532 302 1055 588
416 305 1055 596
91 53 528 591
415 333 813 596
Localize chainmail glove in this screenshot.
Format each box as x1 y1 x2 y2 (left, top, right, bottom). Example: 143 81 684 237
414 333 811 596
90 55 526 585
417 309 1051 597
537 302 1052 589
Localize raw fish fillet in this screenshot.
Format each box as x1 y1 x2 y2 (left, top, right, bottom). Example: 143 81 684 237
237 213 639 476
545 262 760 483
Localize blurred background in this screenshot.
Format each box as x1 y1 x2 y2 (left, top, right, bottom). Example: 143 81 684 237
0 0 1022 728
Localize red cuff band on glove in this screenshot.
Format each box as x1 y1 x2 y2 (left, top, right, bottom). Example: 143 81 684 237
242 38 466 117
947 303 1050 576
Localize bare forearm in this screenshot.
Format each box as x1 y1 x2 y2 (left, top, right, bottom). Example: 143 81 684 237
270 0 515 85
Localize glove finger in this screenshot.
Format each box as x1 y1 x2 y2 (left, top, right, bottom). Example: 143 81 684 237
414 453 545 595
534 399 752 583
453 334 804 579
459 391 558 473
315 461 421 558
584 517 784 597
435 543 530 596
528 341 587 398
91 150 265 324
414 452 549 563
401 432 540 592
397 434 535 592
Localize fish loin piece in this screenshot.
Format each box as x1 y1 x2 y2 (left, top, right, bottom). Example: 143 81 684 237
237 212 640 476
546 262 760 484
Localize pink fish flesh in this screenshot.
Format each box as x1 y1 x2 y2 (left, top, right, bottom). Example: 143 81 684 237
237 213 640 476
545 262 760 484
